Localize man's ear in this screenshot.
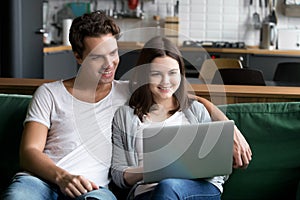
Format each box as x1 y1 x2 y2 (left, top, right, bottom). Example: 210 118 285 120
74 52 83 65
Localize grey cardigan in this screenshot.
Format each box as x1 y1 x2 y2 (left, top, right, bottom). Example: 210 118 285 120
111 100 226 193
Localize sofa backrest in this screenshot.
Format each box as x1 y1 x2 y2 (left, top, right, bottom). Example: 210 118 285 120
1 93 300 199
0 94 32 192
218 102 300 200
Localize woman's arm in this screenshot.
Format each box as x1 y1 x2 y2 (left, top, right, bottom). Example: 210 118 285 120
111 107 144 188
192 95 252 169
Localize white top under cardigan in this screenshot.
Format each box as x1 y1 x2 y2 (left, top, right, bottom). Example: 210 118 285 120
134 111 191 196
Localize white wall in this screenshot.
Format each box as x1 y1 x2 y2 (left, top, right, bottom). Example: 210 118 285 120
178 0 300 46
47 0 300 46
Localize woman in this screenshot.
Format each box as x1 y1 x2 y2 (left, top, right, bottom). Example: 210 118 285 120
111 36 229 200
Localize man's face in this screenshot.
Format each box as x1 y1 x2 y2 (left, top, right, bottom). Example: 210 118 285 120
77 34 119 85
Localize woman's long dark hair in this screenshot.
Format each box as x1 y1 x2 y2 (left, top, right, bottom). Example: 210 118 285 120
129 36 191 121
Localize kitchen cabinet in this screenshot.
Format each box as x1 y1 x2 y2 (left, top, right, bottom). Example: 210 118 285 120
247 54 300 80
180 48 300 81
44 51 78 80
118 48 300 81
116 49 141 80
181 51 208 78
43 45 300 83
116 49 208 80
0 0 44 78
43 48 141 81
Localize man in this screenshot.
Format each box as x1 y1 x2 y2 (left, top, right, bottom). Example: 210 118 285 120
2 11 251 200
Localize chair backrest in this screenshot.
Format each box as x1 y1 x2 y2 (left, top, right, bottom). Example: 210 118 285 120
212 68 266 86
199 58 243 83
273 62 300 83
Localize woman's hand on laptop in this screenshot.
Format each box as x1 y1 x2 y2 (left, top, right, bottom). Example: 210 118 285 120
124 166 143 186
232 126 252 169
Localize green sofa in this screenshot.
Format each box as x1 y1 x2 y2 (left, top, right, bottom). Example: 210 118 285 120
0 93 300 200
218 102 300 200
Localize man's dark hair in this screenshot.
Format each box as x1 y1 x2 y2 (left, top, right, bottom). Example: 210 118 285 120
69 10 120 59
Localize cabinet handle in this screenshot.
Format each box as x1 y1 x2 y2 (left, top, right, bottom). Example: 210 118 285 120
35 28 46 34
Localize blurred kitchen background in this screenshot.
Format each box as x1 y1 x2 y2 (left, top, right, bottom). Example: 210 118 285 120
43 0 300 46
1 0 300 79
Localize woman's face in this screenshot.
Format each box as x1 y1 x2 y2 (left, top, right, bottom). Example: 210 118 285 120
149 56 181 103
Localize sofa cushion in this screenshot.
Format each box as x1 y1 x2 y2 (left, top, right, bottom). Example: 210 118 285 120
218 102 300 200
0 94 32 192
1 93 300 200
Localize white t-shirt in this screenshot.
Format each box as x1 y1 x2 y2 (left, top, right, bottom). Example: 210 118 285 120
24 80 130 187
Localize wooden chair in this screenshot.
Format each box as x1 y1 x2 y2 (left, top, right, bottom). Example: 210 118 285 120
212 68 266 86
199 58 243 83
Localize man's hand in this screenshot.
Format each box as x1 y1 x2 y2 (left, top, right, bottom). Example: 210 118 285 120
57 173 99 198
233 125 252 169
189 95 252 169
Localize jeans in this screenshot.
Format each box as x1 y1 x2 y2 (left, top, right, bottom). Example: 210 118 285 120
1 174 117 200
135 178 221 200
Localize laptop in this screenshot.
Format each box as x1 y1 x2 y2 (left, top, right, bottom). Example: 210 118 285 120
142 120 234 183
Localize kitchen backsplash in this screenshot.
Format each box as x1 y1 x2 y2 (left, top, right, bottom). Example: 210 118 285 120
47 0 300 46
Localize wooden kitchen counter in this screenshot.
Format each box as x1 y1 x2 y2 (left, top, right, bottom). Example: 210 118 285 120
43 42 144 53
1 78 300 105
44 43 300 56
44 45 72 53
0 78 54 95
189 84 300 105
180 46 300 56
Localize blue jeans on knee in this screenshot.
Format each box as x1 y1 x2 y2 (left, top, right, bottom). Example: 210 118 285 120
1 174 117 200
150 178 221 200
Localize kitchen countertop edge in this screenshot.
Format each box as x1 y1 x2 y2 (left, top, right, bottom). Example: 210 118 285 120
44 43 300 56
